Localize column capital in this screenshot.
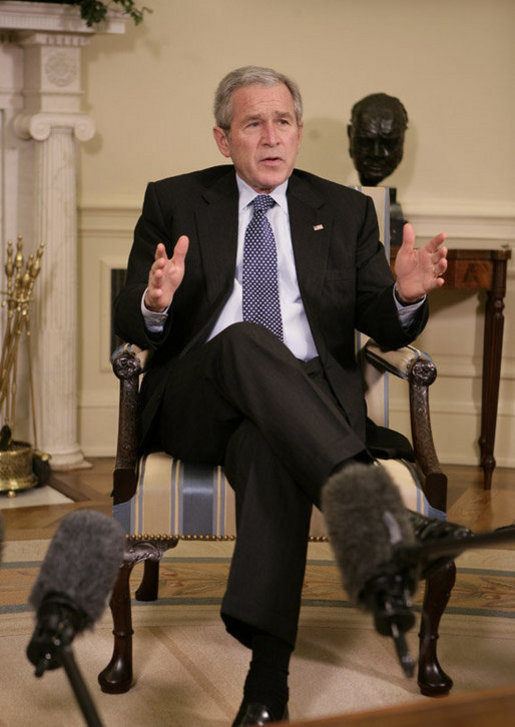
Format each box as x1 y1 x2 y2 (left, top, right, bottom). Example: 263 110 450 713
14 110 95 141
16 29 93 49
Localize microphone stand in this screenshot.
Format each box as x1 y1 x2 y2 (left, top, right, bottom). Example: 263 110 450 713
404 524 515 573
27 595 105 727
58 645 104 727
366 525 515 677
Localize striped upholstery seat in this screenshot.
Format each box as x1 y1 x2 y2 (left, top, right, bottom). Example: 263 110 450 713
114 451 440 540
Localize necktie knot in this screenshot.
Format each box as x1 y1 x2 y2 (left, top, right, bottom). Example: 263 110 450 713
252 194 275 214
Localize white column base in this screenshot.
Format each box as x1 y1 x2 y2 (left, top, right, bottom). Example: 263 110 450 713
47 447 92 471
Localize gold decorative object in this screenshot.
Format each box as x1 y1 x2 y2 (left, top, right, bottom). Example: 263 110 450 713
0 235 49 495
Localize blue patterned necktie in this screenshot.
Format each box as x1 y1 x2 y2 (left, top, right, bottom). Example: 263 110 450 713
242 195 284 340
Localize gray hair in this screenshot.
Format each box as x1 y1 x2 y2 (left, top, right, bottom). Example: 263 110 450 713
214 65 303 130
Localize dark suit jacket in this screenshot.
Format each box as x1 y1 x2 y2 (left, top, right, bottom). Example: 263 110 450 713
114 165 428 449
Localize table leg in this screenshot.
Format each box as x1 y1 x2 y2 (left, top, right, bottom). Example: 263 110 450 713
479 285 507 490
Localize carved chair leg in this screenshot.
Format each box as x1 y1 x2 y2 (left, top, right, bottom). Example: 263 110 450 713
98 557 136 694
98 536 178 694
135 559 160 601
417 559 457 696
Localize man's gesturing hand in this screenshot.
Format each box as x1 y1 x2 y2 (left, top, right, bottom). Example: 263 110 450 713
144 236 189 312
394 223 447 303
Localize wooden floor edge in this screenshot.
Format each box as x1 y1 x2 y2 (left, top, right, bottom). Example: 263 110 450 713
289 683 515 726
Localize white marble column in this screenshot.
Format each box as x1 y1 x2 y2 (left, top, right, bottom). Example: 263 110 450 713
17 117 94 466
0 2 127 468
14 34 95 468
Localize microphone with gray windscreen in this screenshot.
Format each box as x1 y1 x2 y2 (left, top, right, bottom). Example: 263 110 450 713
27 509 125 727
322 463 418 676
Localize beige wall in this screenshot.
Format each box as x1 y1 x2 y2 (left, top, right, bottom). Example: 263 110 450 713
78 0 515 471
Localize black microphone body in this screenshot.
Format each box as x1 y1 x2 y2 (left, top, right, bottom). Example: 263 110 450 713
26 510 126 727
27 593 88 674
396 523 515 580
322 463 418 675
27 508 125 667
322 463 515 676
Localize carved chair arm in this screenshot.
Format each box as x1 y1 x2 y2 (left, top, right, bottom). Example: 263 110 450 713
363 341 431 380
111 344 149 505
364 340 447 512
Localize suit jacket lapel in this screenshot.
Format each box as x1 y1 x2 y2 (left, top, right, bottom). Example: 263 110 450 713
195 169 239 306
287 173 332 305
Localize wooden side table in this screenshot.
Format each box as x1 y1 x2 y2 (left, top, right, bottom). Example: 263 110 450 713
392 246 512 490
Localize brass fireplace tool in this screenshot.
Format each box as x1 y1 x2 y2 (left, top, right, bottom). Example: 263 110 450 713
0 235 49 495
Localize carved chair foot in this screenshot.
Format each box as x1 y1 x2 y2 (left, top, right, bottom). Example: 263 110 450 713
98 654 134 694
98 555 135 694
417 636 453 696
417 560 457 697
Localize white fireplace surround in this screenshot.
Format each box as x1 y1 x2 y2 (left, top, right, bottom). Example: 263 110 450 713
0 1 126 468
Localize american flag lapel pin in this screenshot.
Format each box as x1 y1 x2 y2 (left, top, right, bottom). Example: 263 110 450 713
313 224 324 231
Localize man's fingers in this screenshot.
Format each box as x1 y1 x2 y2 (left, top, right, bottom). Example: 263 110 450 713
147 237 188 312
427 232 447 252
434 256 448 277
173 235 189 262
401 223 415 252
436 246 448 265
154 242 167 260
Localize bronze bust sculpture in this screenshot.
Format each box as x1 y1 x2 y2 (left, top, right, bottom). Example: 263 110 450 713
348 93 408 243
347 92 408 186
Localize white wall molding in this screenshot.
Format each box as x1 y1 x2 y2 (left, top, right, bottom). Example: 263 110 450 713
80 200 515 246
405 198 515 219
403 201 515 246
429 353 515 381
79 387 118 409
79 205 140 234
390 393 515 421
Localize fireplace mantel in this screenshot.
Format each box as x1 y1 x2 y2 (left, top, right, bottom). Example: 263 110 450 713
0 1 126 34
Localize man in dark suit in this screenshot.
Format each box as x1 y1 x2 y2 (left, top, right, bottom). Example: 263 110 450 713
114 66 447 725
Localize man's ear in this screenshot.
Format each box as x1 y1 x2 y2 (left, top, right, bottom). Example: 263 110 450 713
213 126 231 158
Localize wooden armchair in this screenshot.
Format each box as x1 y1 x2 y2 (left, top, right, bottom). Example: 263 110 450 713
98 338 456 699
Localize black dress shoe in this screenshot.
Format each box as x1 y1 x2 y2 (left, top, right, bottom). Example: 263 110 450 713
408 510 471 542
232 702 289 726
408 511 472 578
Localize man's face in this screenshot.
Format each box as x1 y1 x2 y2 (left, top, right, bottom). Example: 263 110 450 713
348 104 405 186
213 83 303 193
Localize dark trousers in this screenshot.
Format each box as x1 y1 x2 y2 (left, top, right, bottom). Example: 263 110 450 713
158 322 366 647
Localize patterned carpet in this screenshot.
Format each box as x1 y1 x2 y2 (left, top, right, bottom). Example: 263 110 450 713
1 539 514 726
